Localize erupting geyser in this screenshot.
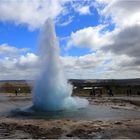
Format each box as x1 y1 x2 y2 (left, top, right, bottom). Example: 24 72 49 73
32 18 88 111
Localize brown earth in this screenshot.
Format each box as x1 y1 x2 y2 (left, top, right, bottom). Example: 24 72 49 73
0 95 140 139
0 118 139 139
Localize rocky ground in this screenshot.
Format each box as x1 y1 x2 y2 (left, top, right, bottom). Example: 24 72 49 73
88 96 140 111
0 118 139 139
0 94 139 139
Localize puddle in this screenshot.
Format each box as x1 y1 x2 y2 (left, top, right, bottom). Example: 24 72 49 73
0 96 139 120
11 104 140 120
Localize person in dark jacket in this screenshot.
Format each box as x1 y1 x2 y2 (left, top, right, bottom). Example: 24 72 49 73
90 87 95 97
15 89 18 96
108 88 113 97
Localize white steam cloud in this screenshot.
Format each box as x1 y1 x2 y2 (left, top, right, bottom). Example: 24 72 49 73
32 18 88 111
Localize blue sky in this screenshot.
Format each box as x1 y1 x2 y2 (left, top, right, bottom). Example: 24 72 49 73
0 0 140 80
0 5 100 56
0 22 38 51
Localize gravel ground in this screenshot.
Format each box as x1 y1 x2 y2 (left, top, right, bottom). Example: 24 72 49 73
0 95 139 139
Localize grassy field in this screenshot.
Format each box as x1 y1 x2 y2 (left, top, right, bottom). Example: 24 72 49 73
0 79 140 97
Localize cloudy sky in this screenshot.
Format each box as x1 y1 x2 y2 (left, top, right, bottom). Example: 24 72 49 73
0 0 140 80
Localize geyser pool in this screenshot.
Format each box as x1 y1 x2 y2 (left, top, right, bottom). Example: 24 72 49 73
32 18 88 111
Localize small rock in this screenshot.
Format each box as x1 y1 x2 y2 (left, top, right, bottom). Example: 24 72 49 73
66 134 73 137
114 121 122 125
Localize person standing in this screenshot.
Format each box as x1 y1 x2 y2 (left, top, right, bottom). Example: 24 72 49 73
15 89 18 96
90 87 95 97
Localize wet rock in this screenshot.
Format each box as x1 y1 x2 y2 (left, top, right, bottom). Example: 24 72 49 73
69 128 95 139
66 134 73 137
96 127 102 132
114 122 122 125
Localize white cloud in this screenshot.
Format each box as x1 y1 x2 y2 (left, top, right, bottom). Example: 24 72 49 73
76 6 91 15
0 0 140 79
0 0 70 30
0 0 95 30
97 0 140 27
66 23 140 78
104 25 140 58
57 16 74 26
0 43 29 56
102 53 140 79
61 51 140 79
0 48 140 79
67 24 116 50
61 51 108 70
0 52 40 80
97 0 110 4
0 43 40 79
66 0 140 79
17 53 40 69
70 0 93 15
0 42 111 79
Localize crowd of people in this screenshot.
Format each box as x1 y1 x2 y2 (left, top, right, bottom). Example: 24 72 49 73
90 86 134 97
90 87 114 97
